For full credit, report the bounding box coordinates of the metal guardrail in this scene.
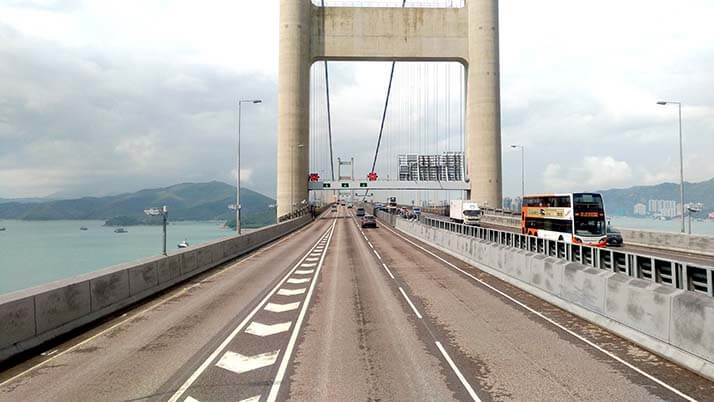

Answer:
[417,215,714,298]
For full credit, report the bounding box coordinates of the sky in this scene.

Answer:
[0,0,713,200]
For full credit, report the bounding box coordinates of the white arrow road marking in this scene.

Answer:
[239,396,260,402]
[301,263,317,267]
[245,321,292,337]
[277,288,306,296]
[216,350,280,374]
[287,278,310,284]
[265,302,300,313]
[294,269,314,275]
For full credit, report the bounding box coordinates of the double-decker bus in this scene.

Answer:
[521,193,607,247]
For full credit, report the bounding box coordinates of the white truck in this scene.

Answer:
[449,200,481,225]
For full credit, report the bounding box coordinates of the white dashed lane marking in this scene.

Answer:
[216,350,280,374]
[264,302,300,313]
[277,288,306,296]
[245,321,292,337]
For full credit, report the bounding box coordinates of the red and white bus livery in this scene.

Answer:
[521,193,607,247]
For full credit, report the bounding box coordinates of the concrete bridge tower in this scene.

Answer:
[277,0,502,217]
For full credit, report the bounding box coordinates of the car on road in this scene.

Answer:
[607,225,623,247]
[356,207,366,217]
[361,215,377,228]
[331,205,337,212]
[412,207,421,216]
[347,203,353,209]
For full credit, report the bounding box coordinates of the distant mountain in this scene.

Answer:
[598,178,714,217]
[0,181,276,228]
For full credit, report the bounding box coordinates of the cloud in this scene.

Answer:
[1,0,714,204]
[543,156,634,193]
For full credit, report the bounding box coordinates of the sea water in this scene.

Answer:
[0,220,250,295]
[609,216,714,236]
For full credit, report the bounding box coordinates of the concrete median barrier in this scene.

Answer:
[394,216,714,381]
[0,215,312,364]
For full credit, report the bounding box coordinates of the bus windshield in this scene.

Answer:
[574,217,606,236]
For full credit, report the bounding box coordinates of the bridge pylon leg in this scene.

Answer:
[466,0,502,208]
[277,0,312,219]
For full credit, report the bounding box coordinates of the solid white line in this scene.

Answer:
[167,226,333,402]
[373,250,382,260]
[0,220,316,390]
[435,341,481,402]
[382,263,395,280]
[398,287,423,319]
[266,220,337,402]
[382,224,696,402]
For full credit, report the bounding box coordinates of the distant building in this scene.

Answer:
[514,197,522,211]
[647,199,681,218]
[633,203,647,216]
[503,197,512,211]
[708,212,714,221]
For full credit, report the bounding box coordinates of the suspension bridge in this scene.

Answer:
[2,1,714,401]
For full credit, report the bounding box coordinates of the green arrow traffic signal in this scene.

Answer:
[360,183,368,188]
[341,183,349,188]
[323,183,331,188]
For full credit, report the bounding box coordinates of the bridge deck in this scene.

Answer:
[0,207,712,401]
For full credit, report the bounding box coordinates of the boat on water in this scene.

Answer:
[178,239,190,249]
[0,227,5,232]
[80,226,88,231]
[114,228,128,233]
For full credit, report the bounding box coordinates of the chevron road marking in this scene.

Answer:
[264,302,300,313]
[294,269,315,275]
[245,321,292,337]
[287,278,310,284]
[216,350,280,374]
[277,288,306,296]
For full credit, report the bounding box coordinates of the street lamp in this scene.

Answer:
[687,203,702,235]
[657,101,685,233]
[237,99,262,235]
[510,144,525,202]
[144,206,168,256]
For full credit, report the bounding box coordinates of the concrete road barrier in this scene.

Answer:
[394,217,714,381]
[0,215,312,363]
[619,228,714,257]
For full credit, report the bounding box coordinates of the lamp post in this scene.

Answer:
[237,99,262,235]
[510,144,525,201]
[144,206,168,256]
[688,204,702,235]
[657,101,685,233]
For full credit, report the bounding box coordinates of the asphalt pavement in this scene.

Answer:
[1,206,713,401]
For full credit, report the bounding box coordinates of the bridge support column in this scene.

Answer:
[466,0,502,208]
[277,0,312,218]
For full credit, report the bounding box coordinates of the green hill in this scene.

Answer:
[0,181,276,228]
[599,178,714,217]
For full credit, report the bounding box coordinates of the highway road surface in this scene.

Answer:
[1,206,713,401]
